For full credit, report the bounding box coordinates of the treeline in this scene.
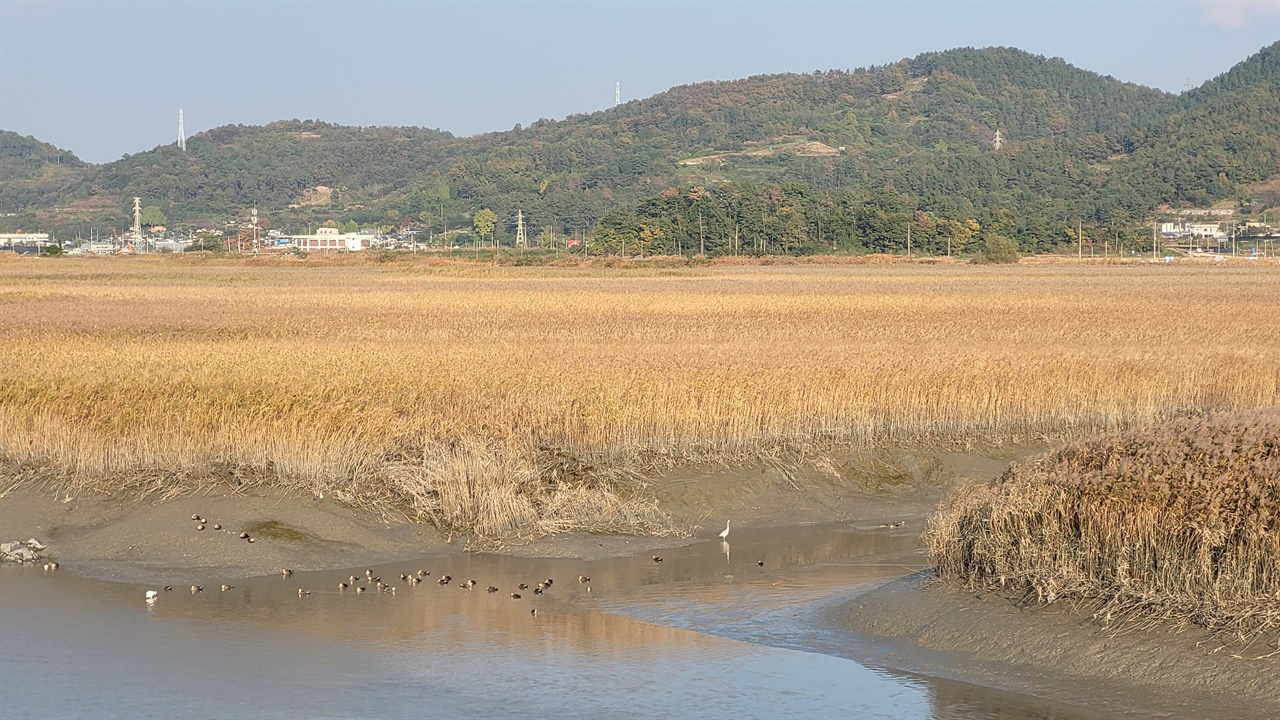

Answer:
[479,180,1156,257]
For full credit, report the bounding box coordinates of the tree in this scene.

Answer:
[140,206,167,227]
[473,208,497,246]
[340,220,359,233]
[978,234,1020,264]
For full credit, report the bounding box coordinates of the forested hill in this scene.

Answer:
[2,42,1277,251]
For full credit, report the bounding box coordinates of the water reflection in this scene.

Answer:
[0,524,1219,719]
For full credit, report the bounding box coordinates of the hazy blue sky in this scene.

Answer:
[2,0,1277,163]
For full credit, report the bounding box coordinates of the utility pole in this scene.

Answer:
[906,222,911,258]
[1077,220,1082,260]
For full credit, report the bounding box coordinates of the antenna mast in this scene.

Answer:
[615,81,620,107]
[178,109,186,151]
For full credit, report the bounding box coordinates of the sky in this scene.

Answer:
[1,0,1277,164]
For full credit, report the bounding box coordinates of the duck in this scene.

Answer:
[518,583,528,590]
[530,608,538,617]
[399,573,409,581]
[651,555,663,563]
[577,575,590,584]
[145,590,159,600]
[365,569,374,578]
[532,587,544,595]
[543,578,554,587]
[298,589,310,597]
[487,586,499,593]
[247,537,255,543]
[438,575,452,585]
[191,585,203,594]
[757,560,765,567]
[718,520,731,541]
[221,584,234,591]
[460,579,477,590]
[190,514,200,521]
[511,593,522,599]
[163,586,173,592]
[213,523,222,530]
[408,576,421,585]
[281,568,293,577]
[416,570,429,577]
[338,582,349,590]
[348,575,359,584]
[355,586,367,594]
[239,532,250,539]
[196,524,205,531]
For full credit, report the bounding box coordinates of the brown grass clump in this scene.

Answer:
[928,409,1280,644]
[1,257,1278,540]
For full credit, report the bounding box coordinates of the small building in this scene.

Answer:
[0,233,52,249]
[287,227,374,252]
[1160,222,1225,240]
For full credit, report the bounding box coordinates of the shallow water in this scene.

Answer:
[0,526,1169,719]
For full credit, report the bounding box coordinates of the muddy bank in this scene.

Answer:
[0,444,1023,583]
[836,573,1280,715]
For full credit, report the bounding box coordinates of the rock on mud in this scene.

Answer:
[1,539,47,564]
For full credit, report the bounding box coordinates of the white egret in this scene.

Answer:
[718,520,731,541]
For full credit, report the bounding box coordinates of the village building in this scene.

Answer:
[1159,222,1226,239]
[286,226,376,252]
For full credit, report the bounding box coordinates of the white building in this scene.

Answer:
[1160,222,1225,240]
[287,227,374,252]
[0,233,51,248]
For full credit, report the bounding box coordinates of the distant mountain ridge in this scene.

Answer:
[2,42,1276,246]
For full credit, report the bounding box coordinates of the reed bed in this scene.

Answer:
[1,256,1277,537]
[927,409,1280,643]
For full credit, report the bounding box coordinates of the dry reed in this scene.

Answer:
[927,409,1280,643]
[1,256,1277,538]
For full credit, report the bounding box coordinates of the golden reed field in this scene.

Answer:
[1,255,1277,537]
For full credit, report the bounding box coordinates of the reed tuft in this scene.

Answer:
[927,409,1280,642]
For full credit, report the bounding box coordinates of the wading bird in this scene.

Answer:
[718,520,731,541]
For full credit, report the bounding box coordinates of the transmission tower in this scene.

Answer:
[993,129,1003,150]
[178,109,186,151]
[515,210,528,248]
[615,81,620,107]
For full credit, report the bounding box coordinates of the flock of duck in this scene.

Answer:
[135,514,902,607]
[141,512,609,614]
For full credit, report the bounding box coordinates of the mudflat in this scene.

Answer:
[836,573,1280,716]
[0,443,1011,583]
